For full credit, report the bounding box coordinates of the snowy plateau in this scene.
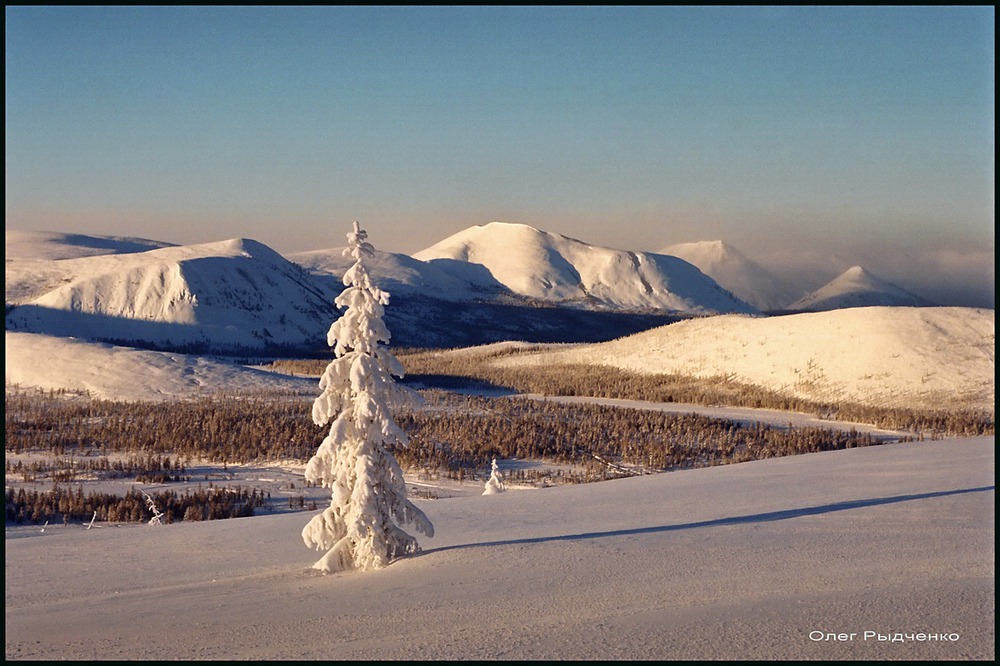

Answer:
[4,225,996,660]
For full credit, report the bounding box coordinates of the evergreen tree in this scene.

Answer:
[301,221,433,573]
[483,457,507,495]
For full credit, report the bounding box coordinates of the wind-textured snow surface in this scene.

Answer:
[492,306,995,411]
[5,436,994,660]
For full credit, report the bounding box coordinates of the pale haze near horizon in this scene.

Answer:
[5,6,994,307]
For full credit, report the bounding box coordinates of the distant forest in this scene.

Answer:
[5,348,992,527]
[275,350,995,437]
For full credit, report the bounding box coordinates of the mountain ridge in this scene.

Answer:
[5,227,992,411]
[413,222,757,314]
[4,224,959,354]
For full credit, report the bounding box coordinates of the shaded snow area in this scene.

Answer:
[5,437,994,660]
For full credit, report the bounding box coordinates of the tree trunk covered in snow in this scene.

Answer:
[301,222,432,573]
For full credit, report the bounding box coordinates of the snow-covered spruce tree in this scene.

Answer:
[302,221,433,573]
[482,458,506,495]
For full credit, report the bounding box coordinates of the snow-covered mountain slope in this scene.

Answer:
[5,231,683,352]
[789,266,933,312]
[5,231,179,304]
[659,240,804,312]
[413,222,757,315]
[5,230,177,261]
[491,306,995,411]
[287,246,486,301]
[288,244,684,348]
[5,237,334,353]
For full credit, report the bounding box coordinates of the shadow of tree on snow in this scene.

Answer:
[420,485,995,556]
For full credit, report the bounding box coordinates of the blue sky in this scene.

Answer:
[5,6,995,306]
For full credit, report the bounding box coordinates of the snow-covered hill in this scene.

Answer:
[413,222,757,315]
[8,305,993,412]
[287,242,684,348]
[5,237,333,353]
[4,332,316,401]
[659,240,804,312]
[490,306,995,411]
[789,265,934,311]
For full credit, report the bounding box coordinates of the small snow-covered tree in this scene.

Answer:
[302,221,433,573]
[482,458,506,495]
[143,490,165,525]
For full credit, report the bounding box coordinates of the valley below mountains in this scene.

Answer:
[4,224,993,416]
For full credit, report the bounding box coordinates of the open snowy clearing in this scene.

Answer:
[5,436,993,660]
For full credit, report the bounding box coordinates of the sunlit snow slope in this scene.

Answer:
[494,306,994,411]
[413,222,757,314]
[288,246,485,301]
[5,332,316,401]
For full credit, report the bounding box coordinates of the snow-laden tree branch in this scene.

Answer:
[302,221,433,573]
